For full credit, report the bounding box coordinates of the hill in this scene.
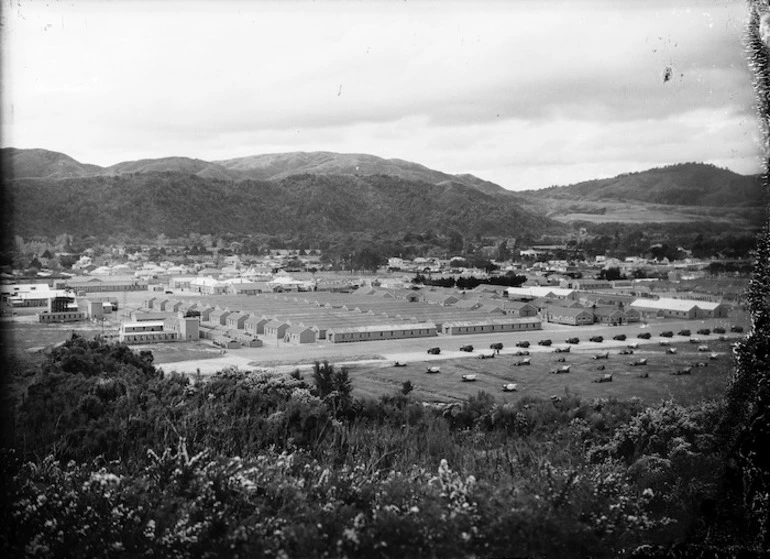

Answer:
[1,171,555,239]
[1,148,103,180]
[214,151,507,194]
[515,163,766,227]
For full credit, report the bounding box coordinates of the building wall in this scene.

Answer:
[546,311,593,326]
[38,311,85,323]
[328,326,437,343]
[120,331,178,343]
[442,320,541,335]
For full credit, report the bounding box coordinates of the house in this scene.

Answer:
[502,301,538,318]
[208,307,231,325]
[284,325,317,344]
[263,319,291,342]
[244,314,270,336]
[327,323,438,343]
[441,317,542,335]
[506,286,577,301]
[39,295,85,323]
[546,306,594,326]
[225,311,249,330]
[228,282,272,295]
[163,316,200,341]
[66,276,147,293]
[592,306,626,326]
[119,321,178,344]
[629,298,729,320]
[421,290,460,306]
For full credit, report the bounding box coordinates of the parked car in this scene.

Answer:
[460,345,474,352]
[697,328,711,335]
[677,329,691,336]
[427,347,441,355]
[660,331,674,338]
[638,332,652,339]
[538,339,552,346]
[516,341,531,348]
[566,337,580,344]
[165,290,173,294]
[713,327,726,334]
[589,336,604,343]
[612,334,627,341]
[731,326,744,333]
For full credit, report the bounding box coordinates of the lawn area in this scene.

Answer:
[348,338,736,405]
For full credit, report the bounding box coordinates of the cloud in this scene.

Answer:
[0,0,762,190]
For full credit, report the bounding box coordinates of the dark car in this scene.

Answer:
[427,347,441,355]
[697,328,711,335]
[613,334,627,341]
[460,345,474,352]
[660,331,674,338]
[713,327,726,334]
[589,336,604,343]
[516,341,531,348]
[678,329,691,336]
[538,339,553,346]
[566,337,580,344]
[638,332,652,339]
[165,290,173,294]
[730,326,744,333]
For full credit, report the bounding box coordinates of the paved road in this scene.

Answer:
[157,315,747,375]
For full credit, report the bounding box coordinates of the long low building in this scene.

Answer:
[629,298,730,319]
[328,323,438,343]
[441,317,542,335]
[119,321,178,343]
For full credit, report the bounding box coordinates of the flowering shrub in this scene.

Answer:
[5,334,766,556]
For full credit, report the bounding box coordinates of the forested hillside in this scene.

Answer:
[2,172,557,240]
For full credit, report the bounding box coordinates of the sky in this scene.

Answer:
[0,0,764,190]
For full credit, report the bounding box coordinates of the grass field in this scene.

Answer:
[346,338,737,406]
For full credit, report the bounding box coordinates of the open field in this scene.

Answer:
[516,197,763,226]
[2,292,750,406]
[346,337,736,405]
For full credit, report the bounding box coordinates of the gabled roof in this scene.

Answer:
[547,306,593,317]
[630,298,699,311]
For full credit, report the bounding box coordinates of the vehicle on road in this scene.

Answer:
[678,329,691,336]
[660,331,674,338]
[427,347,441,355]
[516,341,531,348]
[538,339,552,346]
[589,336,604,343]
[638,332,652,340]
[697,328,711,335]
[566,337,580,344]
[613,334,627,341]
[731,326,744,333]
[460,345,474,352]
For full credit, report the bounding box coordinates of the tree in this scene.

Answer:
[496,240,511,262]
[312,360,352,416]
[598,267,625,281]
[352,247,386,272]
